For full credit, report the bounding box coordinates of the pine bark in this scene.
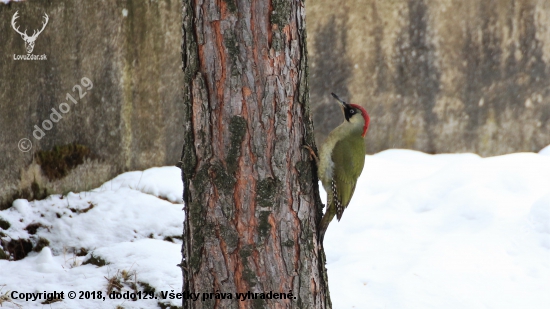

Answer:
[180,0,331,308]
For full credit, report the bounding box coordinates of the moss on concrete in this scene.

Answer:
[36,144,92,181]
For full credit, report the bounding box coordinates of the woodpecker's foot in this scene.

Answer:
[302,145,319,165]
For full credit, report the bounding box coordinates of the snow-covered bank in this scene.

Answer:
[324,149,550,309]
[0,167,184,309]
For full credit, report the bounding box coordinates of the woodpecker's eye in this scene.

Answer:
[350,109,355,114]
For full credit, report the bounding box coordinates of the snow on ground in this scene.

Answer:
[1,150,550,308]
[323,149,550,309]
[0,166,184,309]
[540,144,550,156]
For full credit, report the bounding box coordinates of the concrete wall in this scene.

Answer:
[0,0,184,208]
[3,0,550,207]
[308,0,550,155]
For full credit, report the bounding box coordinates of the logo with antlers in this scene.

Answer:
[11,11,49,54]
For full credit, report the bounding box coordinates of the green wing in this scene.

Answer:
[331,135,365,219]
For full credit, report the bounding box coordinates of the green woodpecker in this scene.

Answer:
[308,93,370,244]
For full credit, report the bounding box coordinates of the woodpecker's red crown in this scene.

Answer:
[348,103,370,137]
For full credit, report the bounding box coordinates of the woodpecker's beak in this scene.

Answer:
[331,92,350,118]
[331,93,348,108]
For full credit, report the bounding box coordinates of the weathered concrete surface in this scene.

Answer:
[0,0,183,208]
[308,0,550,156]
[3,0,550,208]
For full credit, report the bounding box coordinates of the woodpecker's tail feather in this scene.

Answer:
[318,201,336,244]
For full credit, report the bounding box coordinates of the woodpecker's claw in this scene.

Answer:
[302,145,319,165]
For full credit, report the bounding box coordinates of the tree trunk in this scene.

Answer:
[180,0,331,308]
